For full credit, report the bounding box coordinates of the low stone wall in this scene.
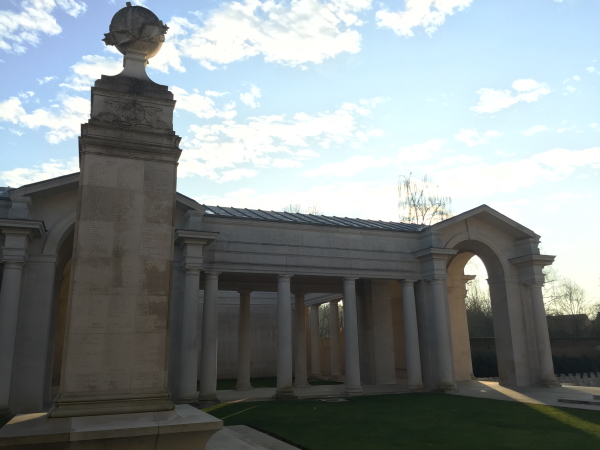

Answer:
[470,337,600,359]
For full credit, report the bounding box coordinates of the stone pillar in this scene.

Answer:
[431,279,455,392]
[235,290,252,391]
[530,283,558,386]
[178,267,201,403]
[0,261,24,415]
[401,280,423,391]
[198,272,220,403]
[276,275,296,399]
[343,277,363,396]
[329,300,341,381]
[175,230,218,403]
[294,293,309,388]
[0,222,44,416]
[309,304,321,378]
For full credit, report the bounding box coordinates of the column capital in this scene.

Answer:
[204,271,220,278]
[184,266,202,274]
[278,274,293,281]
[399,279,417,285]
[237,290,252,296]
[343,277,358,282]
[427,278,446,285]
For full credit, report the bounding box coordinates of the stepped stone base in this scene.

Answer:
[0,405,222,449]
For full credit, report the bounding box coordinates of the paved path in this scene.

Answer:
[216,383,408,403]
[207,425,299,449]
[453,380,600,411]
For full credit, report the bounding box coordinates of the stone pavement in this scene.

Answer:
[216,383,408,403]
[453,380,600,411]
[207,425,299,449]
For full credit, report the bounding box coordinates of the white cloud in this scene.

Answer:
[0,94,89,143]
[172,86,237,119]
[197,180,401,222]
[376,0,472,37]
[0,0,86,54]
[218,168,259,183]
[564,85,576,94]
[240,85,261,108]
[179,99,383,181]
[454,128,502,147]
[522,125,549,136]
[170,0,371,69]
[557,125,576,133]
[60,55,122,91]
[590,123,598,129]
[9,128,24,136]
[572,75,580,81]
[304,154,388,177]
[206,90,228,97]
[586,67,599,74]
[0,157,78,187]
[37,76,57,85]
[471,79,550,113]
[435,147,600,198]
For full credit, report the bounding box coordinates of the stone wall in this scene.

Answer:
[470,337,600,359]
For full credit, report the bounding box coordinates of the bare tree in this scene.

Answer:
[543,266,592,316]
[465,277,494,337]
[282,203,323,215]
[398,173,452,225]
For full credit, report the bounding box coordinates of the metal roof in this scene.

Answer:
[203,205,425,232]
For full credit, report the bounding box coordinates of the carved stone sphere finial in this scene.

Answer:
[103,2,168,58]
[102,3,169,80]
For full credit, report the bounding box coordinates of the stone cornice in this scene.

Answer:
[0,219,46,237]
[509,254,555,267]
[174,230,219,247]
[413,247,458,260]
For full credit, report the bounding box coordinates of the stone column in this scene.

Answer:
[276,275,296,399]
[294,293,309,388]
[178,267,201,403]
[431,279,455,391]
[309,304,321,378]
[530,283,558,386]
[343,277,363,396]
[329,300,341,381]
[175,230,218,403]
[0,222,41,416]
[401,280,423,391]
[235,290,252,391]
[0,261,25,415]
[198,272,220,403]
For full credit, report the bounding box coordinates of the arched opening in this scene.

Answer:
[447,240,514,385]
[44,229,73,404]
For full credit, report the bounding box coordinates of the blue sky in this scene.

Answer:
[1,0,599,301]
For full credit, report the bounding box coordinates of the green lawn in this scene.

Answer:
[205,393,600,450]
[216,377,342,390]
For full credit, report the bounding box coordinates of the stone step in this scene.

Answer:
[558,398,600,407]
[207,425,300,450]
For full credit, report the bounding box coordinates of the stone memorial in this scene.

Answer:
[0,3,222,448]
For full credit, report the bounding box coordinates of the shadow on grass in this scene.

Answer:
[205,393,600,450]
[216,377,342,390]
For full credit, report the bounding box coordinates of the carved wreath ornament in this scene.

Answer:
[95,99,169,129]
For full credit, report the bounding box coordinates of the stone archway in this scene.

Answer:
[43,230,73,404]
[446,239,518,386]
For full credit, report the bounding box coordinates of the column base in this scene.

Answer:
[177,393,200,404]
[538,379,562,388]
[329,375,344,382]
[293,381,310,388]
[343,386,363,397]
[274,389,298,401]
[234,385,254,391]
[407,384,425,393]
[0,404,222,450]
[197,393,220,409]
[436,382,457,393]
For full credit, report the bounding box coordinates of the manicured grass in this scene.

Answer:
[205,393,600,450]
[216,377,342,390]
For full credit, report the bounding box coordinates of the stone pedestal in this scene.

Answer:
[50,75,181,418]
[0,405,221,450]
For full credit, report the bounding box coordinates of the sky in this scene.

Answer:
[0,0,599,301]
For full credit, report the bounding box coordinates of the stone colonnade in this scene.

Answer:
[179,274,441,403]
